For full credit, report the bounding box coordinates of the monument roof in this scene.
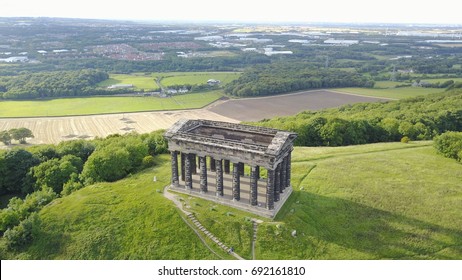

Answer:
[164,119,297,157]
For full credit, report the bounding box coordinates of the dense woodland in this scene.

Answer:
[252,89,462,146]
[0,70,110,99]
[224,62,375,97]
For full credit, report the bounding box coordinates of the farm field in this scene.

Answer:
[0,108,238,145]
[98,72,241,90]
[208,89,389,122]
[335,85,445,99]
[97,74,160,91]
[0,91,223,118]
[159,72,241,87]
[4,141,461,259]
[0,89,392,144]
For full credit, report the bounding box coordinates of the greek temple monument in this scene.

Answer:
[164,119,297,218]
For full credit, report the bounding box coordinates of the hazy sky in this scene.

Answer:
[1,0,461,25]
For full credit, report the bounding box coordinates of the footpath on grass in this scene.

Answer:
[163,185,245,260]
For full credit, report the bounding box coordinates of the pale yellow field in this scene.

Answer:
[0,109,238,145]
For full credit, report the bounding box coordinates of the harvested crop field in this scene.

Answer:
[0,90,390,146]
[0,109,238,145]
[208,90,391,121]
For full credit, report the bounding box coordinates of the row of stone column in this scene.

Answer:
[170,151,292,210]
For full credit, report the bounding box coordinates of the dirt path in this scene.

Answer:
[163,186,244,260]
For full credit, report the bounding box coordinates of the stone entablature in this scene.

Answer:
[164,119,297,215]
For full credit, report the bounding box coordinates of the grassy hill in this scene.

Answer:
[2,141,461,259]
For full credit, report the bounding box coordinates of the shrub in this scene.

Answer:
[61,173,84,196]
[433,131,462,161]
[142,155,155,167]
[3,213,41,250]
[401,136,410,143]
[0,209,20,233]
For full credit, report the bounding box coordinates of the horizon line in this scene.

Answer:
[1,16,461,27]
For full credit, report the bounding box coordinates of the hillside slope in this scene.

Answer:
[2,141,461,259]
[260,141,462,259]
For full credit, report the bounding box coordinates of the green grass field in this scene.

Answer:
[0,91,223,117]
[98,72,241,91]
[2,141,461,259]
[336,84,445,99]
[336,78,462,99]
[98,74,160,91]
[159,72,241,87]
[262,142,462,259]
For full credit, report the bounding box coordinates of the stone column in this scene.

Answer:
[224,160,230,174]
[171,151,179,187]
[184,153,192,190]
[210,156,216,171]
[238,162,245,176]
[266,169,275,210]
[191,154,197,174]
[215,159,223,196]
[250,166,259,206]
[200,156,207,193]
[274,163,281,202]
[287,151,292,188]
[232,162,240,201]
[256,166,260,180]
[180,152,185,181]
[281,156,287,192]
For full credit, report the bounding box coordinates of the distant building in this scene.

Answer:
[0,56,29,63]
[264,50,293,56]
[324,39,359,46]
[194,36,223,41]
[207,79,221,85]
[107,84,134,89]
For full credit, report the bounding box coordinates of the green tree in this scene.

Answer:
[9,128,34,144]
[380,118,401,141]
[80,147,131,185]
[3,149,39,194]
[434,131,462,161]
[61,173,83,196]
[57,140,95,161]
[0,152,6,195]
[28,145,59,162]
[0,130,12,145]
[3,213,41,250]
[320,118,350,146]
[31,157,80,193]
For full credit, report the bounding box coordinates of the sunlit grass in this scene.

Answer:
[0,91,223,117]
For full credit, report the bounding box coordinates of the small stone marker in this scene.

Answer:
[291,230,297,237]
[153,176,157,182]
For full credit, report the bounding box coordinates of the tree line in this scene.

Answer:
[252,89,462,147]
[224,62,375,97]
[0,131,168,249]
[0,69,111,99]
